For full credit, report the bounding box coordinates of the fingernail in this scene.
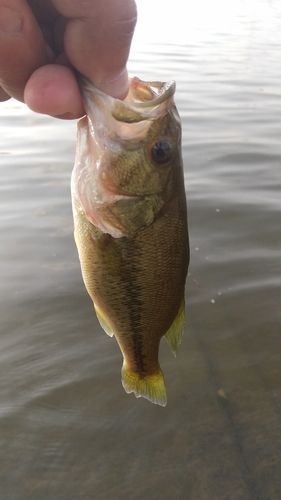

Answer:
[0,7,23,35]
[100,69,129,100]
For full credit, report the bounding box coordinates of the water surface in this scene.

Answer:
[0,1,280,498]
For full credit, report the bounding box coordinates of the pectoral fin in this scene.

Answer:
[94,304,114,337]
[164,299,185,357]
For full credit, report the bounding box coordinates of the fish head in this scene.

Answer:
[72,77,183,238]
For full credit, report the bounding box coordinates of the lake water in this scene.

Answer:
[0,1,280,499]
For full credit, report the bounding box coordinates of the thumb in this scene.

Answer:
[54,0,137,99]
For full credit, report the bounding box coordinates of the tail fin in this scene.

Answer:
[122,364,167,407]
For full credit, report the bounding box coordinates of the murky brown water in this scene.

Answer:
[0,1,280,498]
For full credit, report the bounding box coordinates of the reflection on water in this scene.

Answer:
[0,0,280,498]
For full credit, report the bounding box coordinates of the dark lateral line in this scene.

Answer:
[121,242,146,376]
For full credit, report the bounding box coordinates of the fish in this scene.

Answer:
[71,76,189,406]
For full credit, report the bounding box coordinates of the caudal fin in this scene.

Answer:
[121,364,167,407]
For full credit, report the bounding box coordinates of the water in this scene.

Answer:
[0,1,280,498]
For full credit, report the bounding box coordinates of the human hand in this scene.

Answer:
[0,0,137,118]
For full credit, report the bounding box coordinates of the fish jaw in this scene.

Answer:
[72,116,133,238]
[72,114,159,239]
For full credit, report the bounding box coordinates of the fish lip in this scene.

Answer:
[126,79,176,109]
[78,75,176,110]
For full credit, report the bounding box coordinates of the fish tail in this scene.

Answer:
[121,364,167,407]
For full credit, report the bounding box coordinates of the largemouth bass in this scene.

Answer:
[72,76,189,406]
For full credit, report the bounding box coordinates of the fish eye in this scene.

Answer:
[151,140,173,165]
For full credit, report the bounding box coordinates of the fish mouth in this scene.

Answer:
[78,75,176,124]
[125,77,176,107]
